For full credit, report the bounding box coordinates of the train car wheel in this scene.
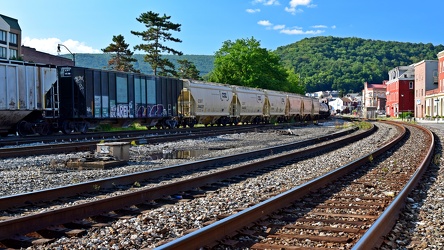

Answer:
[17,121,30,137]
[78,122,89,134]
[62,121,73,135]
[37,122,52,136]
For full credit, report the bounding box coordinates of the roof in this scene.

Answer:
[367,83,386,89]
[0,14,21,30]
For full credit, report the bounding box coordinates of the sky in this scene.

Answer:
[2,0,443,56]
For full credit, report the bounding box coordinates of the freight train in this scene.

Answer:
[0,60,330,137]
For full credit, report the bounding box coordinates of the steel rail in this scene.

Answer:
[0,126,360,210]
[352,122,435,249]
[0,126,265,159]
[155,122,407,250]
[0,125,373,241]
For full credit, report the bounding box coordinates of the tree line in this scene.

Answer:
[100,11,304,94]
[85,10,444,96]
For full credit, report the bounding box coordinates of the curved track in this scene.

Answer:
[0,125,369,248]
[156,122,434,249]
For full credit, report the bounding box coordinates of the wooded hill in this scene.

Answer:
[70,36,444,93]
[71,54,215,76]
[274,36,444,93]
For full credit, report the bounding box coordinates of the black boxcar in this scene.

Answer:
[57,66,183,133]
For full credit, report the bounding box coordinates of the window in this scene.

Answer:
[0,30,6,44]
[9,33,17,45]
[9,48,17,59]
[409,81,413,89]
[0,47,6,58]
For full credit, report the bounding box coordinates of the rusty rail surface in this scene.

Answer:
[0,126,361,211]
[0,125,269,158]
[156,121,433,249]
[0,125,373,242]
[352,122,435,249]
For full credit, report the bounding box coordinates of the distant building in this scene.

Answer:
[385,66,415,117]
[423,51,444,118]
[0,14,21,60]
[1,13,74,66]
[362,82,386,118]
[329,97,353,114]
[21,45,74,66]
[414,60,438,118]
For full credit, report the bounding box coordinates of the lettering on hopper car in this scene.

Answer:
[220,91,229,101]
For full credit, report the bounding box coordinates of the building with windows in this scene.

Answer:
[423,51,444,118]
[362,81,387,118]
[0,14,21,60]
[385,66,415,117]
[414,60,438,118]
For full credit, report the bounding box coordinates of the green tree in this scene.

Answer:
[101,35,139,73]
[209,37,292,92]
[177,59,200,79]
[131,11,183,76]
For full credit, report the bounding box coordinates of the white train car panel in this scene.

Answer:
[264,90,286,117]
[0,62,57,134]
[302,96,314,118]
[286,94,303,120]
[312,99,321,117]
[179,80,232,126]
[231,86,265,123]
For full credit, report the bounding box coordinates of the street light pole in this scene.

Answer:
[400,94,404,120]
[57,44,75,66]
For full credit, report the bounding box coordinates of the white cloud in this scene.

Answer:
[285,0,313,14]
[273,24,286,30]
[258,20,273,26]
[312,25,327,29]
[331,25,337,29]
[280,28,324,35]
[246,8,261,13]
[22,37,101,55]
[253,0,280,6]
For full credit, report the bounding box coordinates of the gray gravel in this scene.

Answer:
[380,123,444,250]
[2,121,442,249]
[16,121,396,249]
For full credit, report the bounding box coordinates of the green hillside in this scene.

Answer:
[275,36,444,93]
[69,36,444,93]
[71,54,215,76]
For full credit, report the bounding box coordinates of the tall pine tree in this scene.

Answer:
[101,35,139,73]
[131,11,183,76]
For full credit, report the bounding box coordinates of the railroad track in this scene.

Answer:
[0,124,369,248]
[157,122,434,249]
[0,124,277,159]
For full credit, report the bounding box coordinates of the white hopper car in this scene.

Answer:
[178,79,325,127]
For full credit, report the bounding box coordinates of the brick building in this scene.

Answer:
[362,81,386,118]
[21,46,74,66]
[413,60,438,118]
[385,66,415,117]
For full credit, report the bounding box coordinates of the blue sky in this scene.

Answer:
[2,0,443,56]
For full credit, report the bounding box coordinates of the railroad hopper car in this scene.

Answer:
[285,93,303,122]
[231,86,266,124]
[0,61,59,136]
[178,80,233,127]
[58,66,183,133]
[263,90,286,123]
